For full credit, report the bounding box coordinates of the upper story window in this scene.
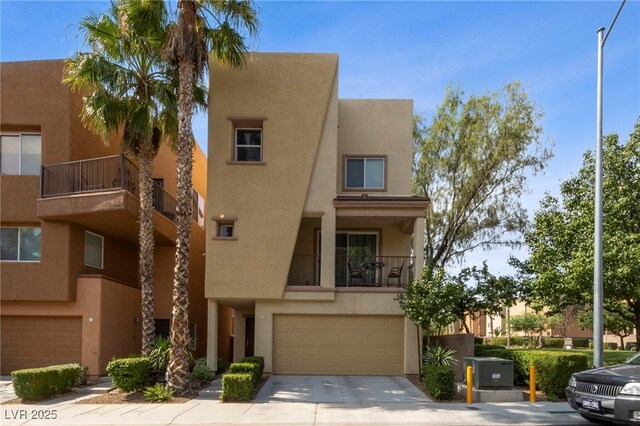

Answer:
[0,133,41,175]
[0,227,41,262]
[192,188,205,227]
[344,156,385,190]
[235,128,262,161]
[85,231,104,269]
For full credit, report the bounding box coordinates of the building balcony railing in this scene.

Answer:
[287,255,415,288]
[40,154,178,222]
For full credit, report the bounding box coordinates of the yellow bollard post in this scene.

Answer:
[466,365,473,404]
[529,365,536,402]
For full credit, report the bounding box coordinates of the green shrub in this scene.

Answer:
[240,356,265,374]
[423,344,458,367]
[106,357,150,392]
[217,357,227,374]
[221,373,254,401]
[12,363,83,400]
[541,337,564,348]
[625,342,638,351]
[572,338,590,348]
[423,364,456,400]
[229,362,261,385]
[191,358,213,384]
[500,350,590,400]
[143,383,173,402]
[474,345,506,357]
[149,335,171,373]
[488,336,531,347]
[605,342,618,350]
[589,341,593,349]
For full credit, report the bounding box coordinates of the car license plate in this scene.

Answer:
[582,398,601,411]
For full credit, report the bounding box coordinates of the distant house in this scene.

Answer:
[204,53,429,375]
[0,60,231,380]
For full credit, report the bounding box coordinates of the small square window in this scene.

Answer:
[85,231,104,269]
[0,134,41,175]
[345,157,385,190]
[218,224,234,238]
[235,128,262,161]
[1,227,41,262]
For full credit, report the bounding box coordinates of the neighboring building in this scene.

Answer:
[0,60,226,380]
[205,53,429,375]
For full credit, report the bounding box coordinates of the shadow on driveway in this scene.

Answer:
[255,375,432,403]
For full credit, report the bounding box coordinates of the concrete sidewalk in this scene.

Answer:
[0,377,591,425]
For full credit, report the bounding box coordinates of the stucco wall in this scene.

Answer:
[206,53,339,300]
[337,100,414,196]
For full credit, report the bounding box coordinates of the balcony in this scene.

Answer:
[37,154,183,244]
[41,154,177,221]
[287,255,415,288]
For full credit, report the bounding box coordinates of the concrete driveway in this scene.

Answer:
[255,375,432,403]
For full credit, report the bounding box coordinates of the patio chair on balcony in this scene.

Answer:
[387,262,404,286]
[347,261,364,285]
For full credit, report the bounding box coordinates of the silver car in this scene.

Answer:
[566,351,640,424]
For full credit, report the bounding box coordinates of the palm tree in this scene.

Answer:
[64,0,177,355]
[163,0,258,394]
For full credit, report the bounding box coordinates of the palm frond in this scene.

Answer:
[204,23,248,68]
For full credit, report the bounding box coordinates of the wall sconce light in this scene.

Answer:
[88,317,95,322]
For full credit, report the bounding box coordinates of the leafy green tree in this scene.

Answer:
[396,266,459,378]
[517,120,640,346]
[509,312,560,347]
[576,307,635,350]
[64,0,176,355]
[163,0,258,394]
[453,264,521,333]
[413,82,551,268]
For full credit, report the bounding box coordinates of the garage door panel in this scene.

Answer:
[274,315,403,375]
[1,316,82,374]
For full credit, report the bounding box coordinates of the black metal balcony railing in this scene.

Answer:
[287,255,415,288]
[41,154,177,222]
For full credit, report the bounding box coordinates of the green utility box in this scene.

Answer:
[463,357,514,390]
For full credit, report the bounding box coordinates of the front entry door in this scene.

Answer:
[245,317,255,357]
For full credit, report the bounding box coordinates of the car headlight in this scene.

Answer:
[620,382,640,396]
[568,376,577,388]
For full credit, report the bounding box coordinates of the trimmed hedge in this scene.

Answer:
[241,356,265,375]
[12,363,83,400]
[423,364,456,400]
[541,337,564,348]
[572,338,590,348]
[221,373,254,401]
[473,348,590,400]
[229,362,261,385]
[191,358,213,384]
[625,342,638,351]
[486,336,531,347]
[605,342,618,350]
[106,357,151,392]
[474,344,506,357]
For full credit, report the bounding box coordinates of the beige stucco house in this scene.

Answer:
[205,53,428,375]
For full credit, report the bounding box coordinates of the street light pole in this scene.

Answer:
[594,26,604,369]
[594,0,626,369]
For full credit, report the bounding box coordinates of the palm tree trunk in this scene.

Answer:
[138,141,156,356]
[166,56,195,395]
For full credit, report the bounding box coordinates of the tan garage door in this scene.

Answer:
[1,316,82,374]
[273,315,403,375]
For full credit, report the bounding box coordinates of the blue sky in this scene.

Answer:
[2,1,639,274]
